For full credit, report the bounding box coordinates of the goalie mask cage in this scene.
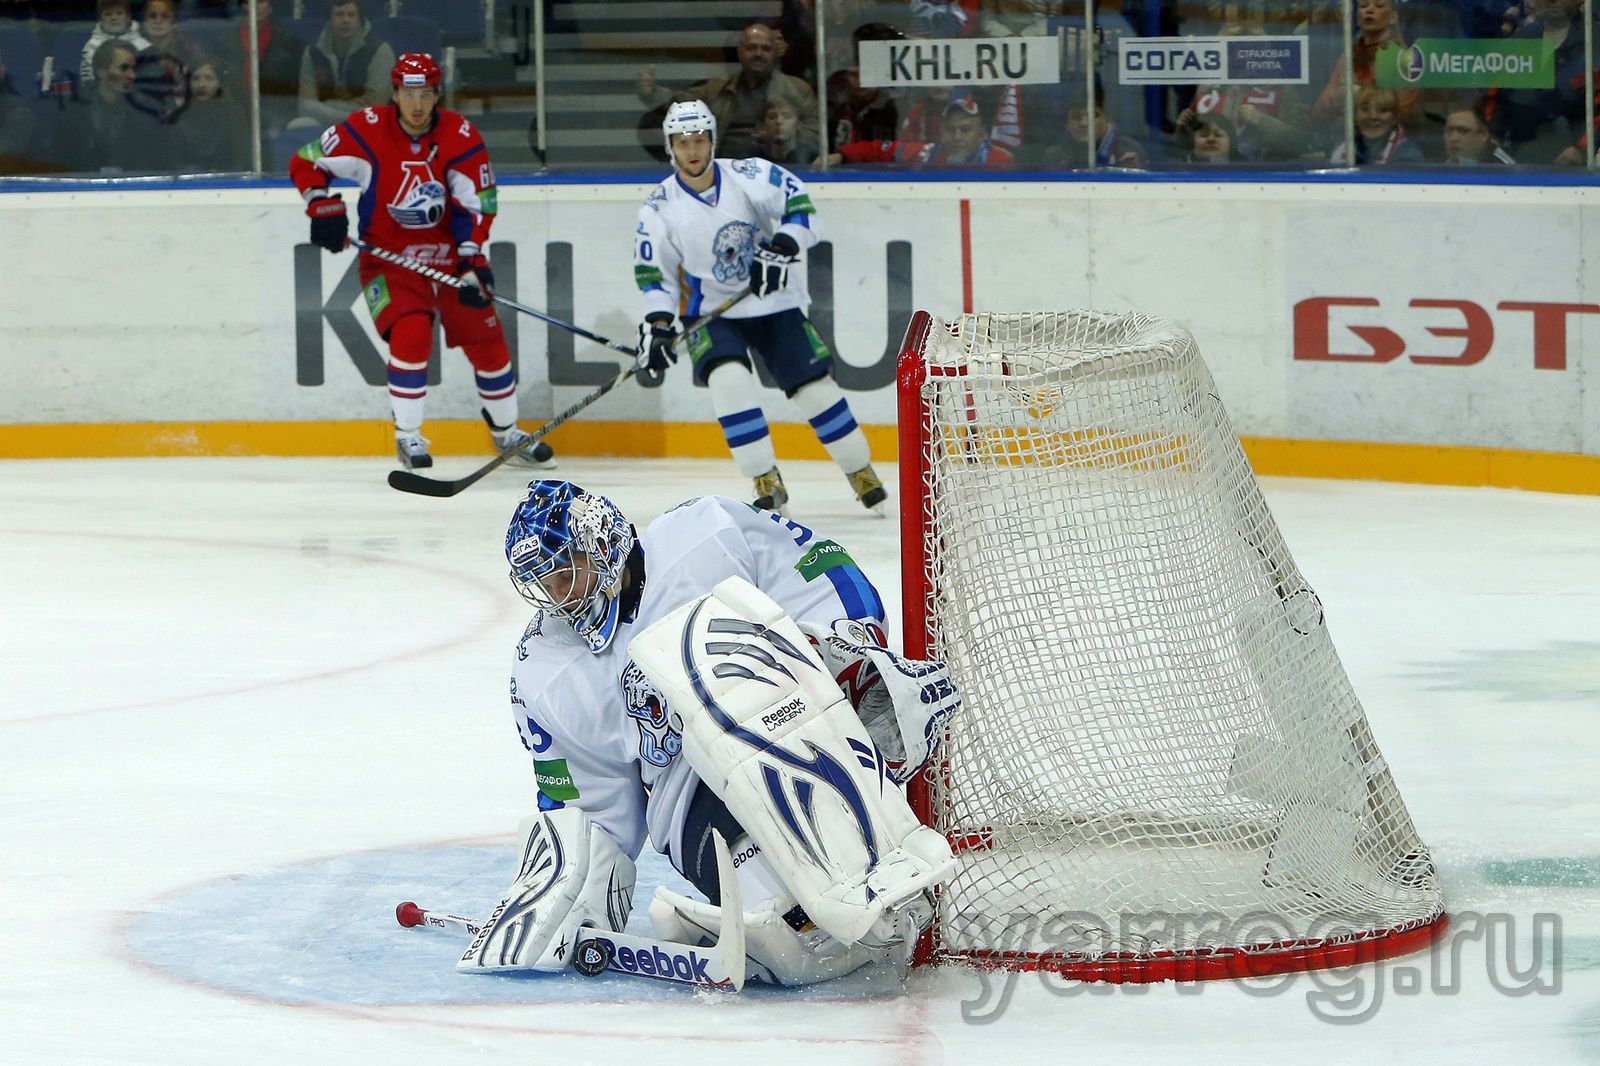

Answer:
[896,310,1446,982]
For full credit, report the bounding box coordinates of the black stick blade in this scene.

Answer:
[387,469,467,497]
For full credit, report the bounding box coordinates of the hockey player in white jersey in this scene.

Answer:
[460,480,960,986]
[634,100,887,516]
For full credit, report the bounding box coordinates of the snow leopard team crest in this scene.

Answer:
[710,220,755,283]
[621,660,681,767]
[730,158,762,177]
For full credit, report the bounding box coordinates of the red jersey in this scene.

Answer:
[289,103,497,264]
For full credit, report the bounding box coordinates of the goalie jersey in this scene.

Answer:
[633,158,820,321]
[508,496,885,871]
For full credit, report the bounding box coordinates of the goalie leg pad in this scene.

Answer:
[458,806,636,973]
[629,576,955,946]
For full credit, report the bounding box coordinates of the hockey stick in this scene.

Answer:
[396,834,747,990]
[385,290,750,498]
[348,238,637,357]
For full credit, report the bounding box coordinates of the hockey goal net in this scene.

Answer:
[897,310,1446,981]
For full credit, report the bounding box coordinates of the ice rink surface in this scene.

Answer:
[3,455,1597,1065]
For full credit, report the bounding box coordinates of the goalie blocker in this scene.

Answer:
[629,576,958,951]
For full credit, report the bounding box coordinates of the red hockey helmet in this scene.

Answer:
[391,52,442,89]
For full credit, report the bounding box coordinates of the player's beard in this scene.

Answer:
[676,153,711,179]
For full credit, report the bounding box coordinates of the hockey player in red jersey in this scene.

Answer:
[288,52,551,471]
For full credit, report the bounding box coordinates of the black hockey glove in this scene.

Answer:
[637,314,679,387]
[305,194,348,253]
[749,232,800,298]
[455,255,495,308]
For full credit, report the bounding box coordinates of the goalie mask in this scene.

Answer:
[506,481,639,653]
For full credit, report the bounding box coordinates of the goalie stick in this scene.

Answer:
[385,290,749,497]
[395,833,747,991]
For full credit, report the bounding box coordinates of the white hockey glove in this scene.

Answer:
[800,619,961,785]
[458,807,635,973]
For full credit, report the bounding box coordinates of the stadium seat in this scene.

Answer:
[0,23,42,94]
[371,16,441,63]
[47,23,93,93]
[270,124,314,170]
[399,0,484,45]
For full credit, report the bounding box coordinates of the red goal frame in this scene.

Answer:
[894,310,1448,981]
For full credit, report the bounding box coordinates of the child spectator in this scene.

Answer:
[1442,97,1515,164]
[1033,78,1145,168]
[1330,85,1424,163]
[294,0,395,129]
[756,98,818,166]
[829,95,1013,168]
[80,0,150,90]
[178,57,247,172]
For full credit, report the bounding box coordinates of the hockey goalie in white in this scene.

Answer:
[458,480,960,986]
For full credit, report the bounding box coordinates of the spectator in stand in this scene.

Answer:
[825,22,902,151]
[178,57,248,171]
[829,94,1014,167]
[218,0,301,141]
[80,0,150,90]
[54,39,169,172]
[1442,97,1516,164]
[1485,0,1587,162]
[979,0,1073,36]
[1174,85,1311,162]
[1179,111,1240,163]
[1,42,43,174]
[131,0,197,127]
[755,98,819,166]
[1311,0,1419,137]
[636,23,817,159]
[294,0,395,129]
[911,0,981,34]
[1031,77,1145,168]
[1330,85,1424,162]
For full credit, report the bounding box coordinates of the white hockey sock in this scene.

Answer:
[389,393,425,435]
[707,361,777,478]
[789,376,870,474]
[480,393,520,432]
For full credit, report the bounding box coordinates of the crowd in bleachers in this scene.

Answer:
[0,0,1595,176]
[0,0,462,175]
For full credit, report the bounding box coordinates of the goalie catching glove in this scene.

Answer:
[748,233,799,298]
[800,618,961,785]
[457,806,634,973]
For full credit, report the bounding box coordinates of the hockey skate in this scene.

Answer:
[395,430,433,470]
[753,466,789,515]
[483,409,556,468]
[846,465,887,515]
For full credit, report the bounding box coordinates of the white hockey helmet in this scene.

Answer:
[662,99,718,154]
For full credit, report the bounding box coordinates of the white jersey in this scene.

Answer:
[508,496,885,871]
[633,158,821,322]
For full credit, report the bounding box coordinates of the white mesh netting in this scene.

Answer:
[905,311,1444,976]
